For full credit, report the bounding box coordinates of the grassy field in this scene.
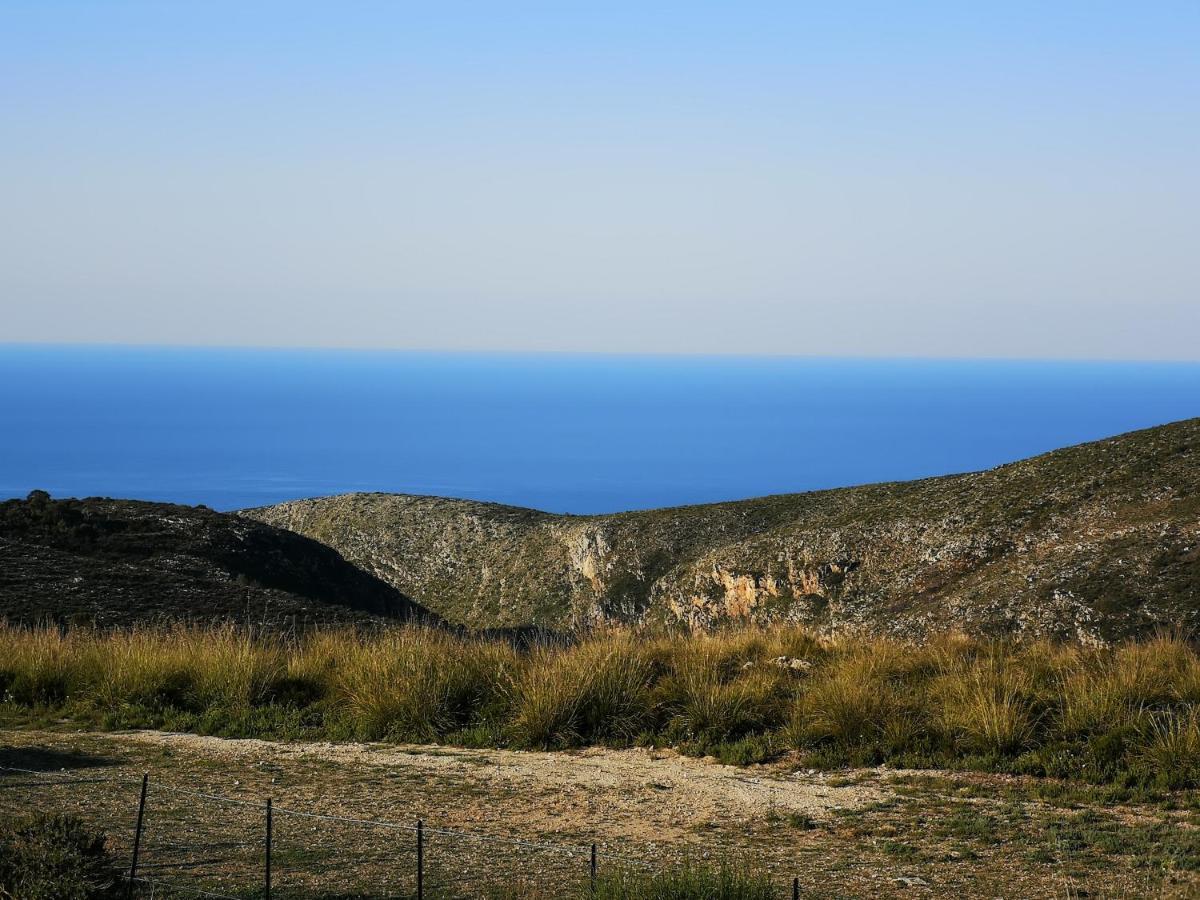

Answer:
[3,623,1200,789]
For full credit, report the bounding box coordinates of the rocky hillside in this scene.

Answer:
[0,492,430,628]
[246,418,1200,642]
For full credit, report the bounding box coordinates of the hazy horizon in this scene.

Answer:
[3,3,1197,360]
[7,341,1200,366]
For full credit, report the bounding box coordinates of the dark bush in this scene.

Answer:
[0,813,123,899]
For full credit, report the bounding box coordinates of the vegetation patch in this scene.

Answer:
[4,624,1200,788]
[0,814,123,899]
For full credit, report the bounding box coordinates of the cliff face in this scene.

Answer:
[245,418,1200,642]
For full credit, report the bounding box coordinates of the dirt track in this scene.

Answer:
[119,730,887,843]
[2,728,1197,898]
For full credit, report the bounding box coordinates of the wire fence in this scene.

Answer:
[0,760,800,899]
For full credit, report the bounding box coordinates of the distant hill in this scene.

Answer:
[246,418,1200,642]
[0,493,430,628]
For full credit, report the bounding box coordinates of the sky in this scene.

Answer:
[2,2,1197,359]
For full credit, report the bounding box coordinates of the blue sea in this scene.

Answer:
[1,346,1198,513]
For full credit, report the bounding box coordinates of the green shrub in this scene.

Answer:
[0,814,123,899]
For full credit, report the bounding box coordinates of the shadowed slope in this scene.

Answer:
[0,494,431,627]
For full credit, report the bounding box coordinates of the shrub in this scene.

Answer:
[0,813,123,899]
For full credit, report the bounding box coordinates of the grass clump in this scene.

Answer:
[508,632,654,748]
[935,655,1038,755]
[340,627,516,741]
[1136,709,1200,788]
[658,635,791,745]
[0,814,123,899]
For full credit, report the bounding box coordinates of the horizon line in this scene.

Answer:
[4,340,1200,368]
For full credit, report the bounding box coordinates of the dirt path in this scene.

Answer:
[2,728,1197,898]
[118,731,886,843]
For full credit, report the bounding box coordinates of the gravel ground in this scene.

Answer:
[2,728,1197,898]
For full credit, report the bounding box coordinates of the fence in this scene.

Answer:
[0,761,804,898]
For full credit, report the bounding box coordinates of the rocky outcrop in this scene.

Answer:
[245,418,1200,642]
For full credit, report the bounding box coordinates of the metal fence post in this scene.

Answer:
[590,842,597,893]
[126,773,149,899]
[793,876,800,899]
[416,819,424,900]
[265,798,273,900]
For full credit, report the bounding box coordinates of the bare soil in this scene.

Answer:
[2,728,1198,898]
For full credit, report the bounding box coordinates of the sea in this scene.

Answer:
[2,345,1198,514]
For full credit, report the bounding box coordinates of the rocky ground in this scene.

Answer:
[2,728,1198,898]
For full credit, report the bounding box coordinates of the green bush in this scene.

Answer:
[0,814,123,900]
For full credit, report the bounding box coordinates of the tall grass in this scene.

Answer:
[338,627,515,741]
[508,633,654,748]
[2,623,1199,786]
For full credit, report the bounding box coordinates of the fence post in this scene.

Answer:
[590,842,597,893]
[126,773,149,900]
[793,876,799,900]
[265,798,273,900]
[416,819,424,900]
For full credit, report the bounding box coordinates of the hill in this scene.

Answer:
[0,492,430,628]
[245,418,1200,641]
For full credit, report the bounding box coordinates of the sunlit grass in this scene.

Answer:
[2,622,1199,786]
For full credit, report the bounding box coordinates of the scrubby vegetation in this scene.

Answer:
[0,813,122,899]
[4,624,1200,787]
[247,417,1200,638]
[589,861,776,900]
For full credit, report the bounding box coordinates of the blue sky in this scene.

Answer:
[2,2,1197,358]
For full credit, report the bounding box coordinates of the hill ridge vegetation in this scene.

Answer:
[245,417,1200,641]
[0,492,430,628]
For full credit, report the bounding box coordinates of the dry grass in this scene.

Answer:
[339,627,517,740]
[935,656,1038,755]
[2,623,1200,785]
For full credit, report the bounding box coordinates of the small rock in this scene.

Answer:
[769,656,814,673]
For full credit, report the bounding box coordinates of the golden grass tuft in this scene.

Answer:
[935,655,1038,755]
